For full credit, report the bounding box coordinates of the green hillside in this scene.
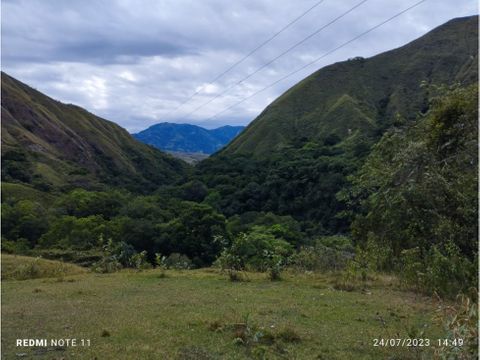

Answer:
[196,16,478,235]
[1,72,188,193]
[224,16,478,156]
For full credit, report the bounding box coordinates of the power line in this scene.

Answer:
[182,0,369,119]
[165,0,327,118]
[202,0,428,123]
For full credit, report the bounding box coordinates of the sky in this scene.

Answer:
[1,0,477,132]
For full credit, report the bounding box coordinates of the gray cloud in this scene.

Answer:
[2,0,477,132]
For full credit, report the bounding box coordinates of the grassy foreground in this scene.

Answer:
[2,256,443,359]
[1,254,86,280]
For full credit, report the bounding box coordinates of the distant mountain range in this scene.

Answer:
[133,123,245,155]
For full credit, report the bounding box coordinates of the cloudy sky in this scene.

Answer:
[2,0,477,132]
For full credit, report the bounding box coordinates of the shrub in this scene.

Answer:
[130,250,152,270]
[163,253,193,270]
[214,248,242,281]
[289,247,318,272]
[435,294,478,359]
[290,236,354,273]
[155,253,167,268]
[399,247,425,291]
[1,238,31,254]
[399,242,476,297]
[424,242,476,297]
[92,238,122,273]
[277,327,301,343]
[13,258,41,280]
[263,251,283,281]
[92,257,121,274]
[215,228,292,281]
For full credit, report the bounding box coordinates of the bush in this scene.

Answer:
[215,227,293,280]
[289,247,317,272]
[1,238,31,254]
[399,247,425,291]
[290,236,354,272]
[13,258,41,280]
[92,238,122,273]
[263,251,283,281]
[424,242,476,297]
[163,253,193,270]
[399,242,476,297]
[130,250,152,270]
[215,248,244,281]
[435,294,478,359]
[92,257,121,274]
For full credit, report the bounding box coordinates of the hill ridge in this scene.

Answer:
[1,72,188,193]
[223,15,478,156]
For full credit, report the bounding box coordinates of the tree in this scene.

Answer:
[1,200,49,246]
[39,215,107,250]
[54,189,129,219]
[343,84,478,294]
[155,202,227,266]
[216,225,294,272]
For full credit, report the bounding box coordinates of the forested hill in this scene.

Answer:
[133,123,244,155]
[1,72,188,193]
[196,15,478,235]
[223,15,478,157]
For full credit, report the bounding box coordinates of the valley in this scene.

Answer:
[1,14,478,360]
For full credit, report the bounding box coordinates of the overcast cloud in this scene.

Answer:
[1,0,477,131]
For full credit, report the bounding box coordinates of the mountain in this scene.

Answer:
[133,123,244,155]
[1,72,188,193]
[223,15,478,157]
[196,15,478,235]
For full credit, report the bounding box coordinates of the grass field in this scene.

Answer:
[2,255,444,359]
[1,254,86,280]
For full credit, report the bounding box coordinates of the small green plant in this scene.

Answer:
[277,326,301,343]
[435,294,478,359]
[215,247,243,282]
[263,251,283,281]
[399,242,476,297]
[154,253,168,277]
[130,250,152,270]
[155,253,167,269]
[399,247,425,291]
[13,257,41,280]
[92,237,122,273]
[163,253,193,270]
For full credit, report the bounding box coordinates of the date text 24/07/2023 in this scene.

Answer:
[373,338,464,347]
